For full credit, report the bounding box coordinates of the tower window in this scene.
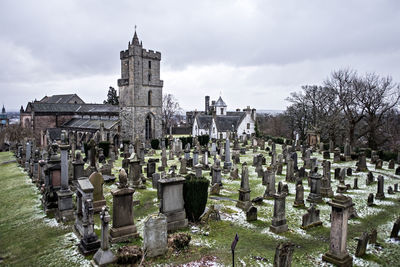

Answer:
[220,108,223,114]
[148,72,151,82]
[148,61,151,69]
[148,90,152,106]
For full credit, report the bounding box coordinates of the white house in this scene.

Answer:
[192,96,256,139]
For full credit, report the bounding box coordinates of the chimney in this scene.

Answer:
[205,96,210,115]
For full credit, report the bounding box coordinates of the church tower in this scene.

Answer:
[118,30,163,142]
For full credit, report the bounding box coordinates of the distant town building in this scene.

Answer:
[118,31,163,142]
[191,96,256,139]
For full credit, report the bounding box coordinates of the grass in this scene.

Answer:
[1,143,400,266]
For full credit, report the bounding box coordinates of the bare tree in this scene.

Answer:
[162,93,182,134]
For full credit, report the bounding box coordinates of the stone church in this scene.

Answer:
[118,31,163,142]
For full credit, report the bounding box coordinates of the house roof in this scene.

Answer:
[25,102,119,115]
[62,118,119,131]
[195,115,213,129]
[39,94,84,104]
[214,96,227,107]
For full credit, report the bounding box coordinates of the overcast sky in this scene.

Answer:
[1,0,400,112]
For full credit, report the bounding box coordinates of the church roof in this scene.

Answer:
[215,114,245,132]
[25,103,119,115]
[39,94,84,104]
[214,96,227,107]
[62,118,119,131]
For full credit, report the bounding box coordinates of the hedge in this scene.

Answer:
[183,173,209,222]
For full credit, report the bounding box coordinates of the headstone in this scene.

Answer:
[179,158,188,175]
[128,158,144,188]
[273,242,294,267]
[78,199,101,255]
[223,138,232,171]
[293,183,305,208]
[375,159,383,170]
[147,158,157,178]
[353,178,359,189]
[237,164,251,210]
[89,172,107,213]
[270,192,288,234]
[334,168,341,180]
[143,213,168,257]
[323,151,330,159]
[366,171,374,185]
[110,175,139,243]
[356,151,368,172]
[211,159,222,186]
[390,217,400,240]
[158,176,188,232]
[285,158,295,182]
[152,173,160,189]
[396,166,400,175]
[301,203,322,229]
[57,141,74,222]
[307,173,323,203]
[333,148,341,163]
[92,207,116,266]
[367,193,374,206]
[322,195,353,266]
[375,175,385,200]
[389,159,395,169]
[246,206,257,222]
[394,183,399,192]
[264,167,276,199]
[388,186,394,194]
[346,168,352,176]
[355,232,369,257]
[369,229,377,245]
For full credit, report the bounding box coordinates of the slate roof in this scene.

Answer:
[62,118,119,130]
[215,115,244,132]
[214,96,227,107]
[40,94,84,104]
[195,115,213,129]
[26,102,119,115]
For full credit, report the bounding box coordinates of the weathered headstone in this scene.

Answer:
[78,199,101,255]
[246,206,257,222]
[237,164,251,210]
[143,213,168,257]
[301,204,322,229]
[355,232,369,257]
[274,242,294,267]
[322,195,353,266]
[307,173,323,203]
[390,217,400,240]
[388,159,395,169]
[293,183,305,208]
[89,172,107,213]
[57,140,74,222]
[375,175,385,200]
[270,192,288,234]
[158,176,188,232]
[367,193,374,206]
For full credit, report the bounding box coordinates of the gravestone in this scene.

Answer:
[285,158,295,182]
[375,159,383,170]
[264,167,276,199]
[369,229,377,245]
[92,207,116,266]
[152,173,160,189]
[246,206,257,222]
[307,173,323,203]
[346,168,352,176]
[211,160,222,186]
[355,232,369,257]
[301,204,322,229]
[158,176,188,232]
[223,137,232,171]
[110,172,139,243]
[323,151,330,159]
[237,164,251,210]
[357,151,368,172]
[78,199,101,255]
[388,159,395,169]
[179,158,188,175]
[375,175,385,200]
[353,178,359,189]
[274,242,294,267]
[89,172,107,213]
[42,143,61,212]
[270,192,288,234]
[333,148,341,163]
[147,158,157,178]
[298,167,306,179]
[366,171,374,185]
[143,213,168,257]
[396,166,400,175]
[322,195,353,266]
[388,186,394,194]
[394,183,399,192]
[334,168,341,180]
[367,193,374,206]
[390,217,400,240]
[57,141,74,222]
[293,183,305,208]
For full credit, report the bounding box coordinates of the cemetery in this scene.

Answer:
[1,133,400,266]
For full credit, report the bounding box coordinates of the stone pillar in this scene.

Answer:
[193,149,199,166]
[270,192,288,234]
[158,177,188,232]
[57,142,74,222]
[322,194,353,266]
[236,164,251,210]
[92,207,116,265]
